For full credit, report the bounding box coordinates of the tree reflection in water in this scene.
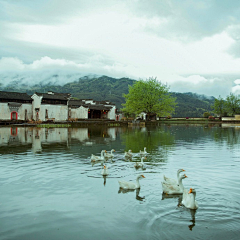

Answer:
[120,126,175,163]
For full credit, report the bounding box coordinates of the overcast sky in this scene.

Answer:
[1,0,240,98]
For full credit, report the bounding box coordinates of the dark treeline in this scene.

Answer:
[0,75,215,117]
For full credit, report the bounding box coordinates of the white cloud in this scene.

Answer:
[1,0,240,98]
[0,57,25,71]
[234,79,240,85]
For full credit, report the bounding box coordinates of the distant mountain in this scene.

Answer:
[0,75,215,117]
[171,92,215,117]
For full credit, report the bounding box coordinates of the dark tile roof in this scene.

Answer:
[95,100,114,105]
[0,91,32,101]
[68,100,88,107]
[35,92,71,100]
[68,99,112,110]
[87,104,112,110]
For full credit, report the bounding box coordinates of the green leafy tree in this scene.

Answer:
[203,112,210,118]
[121,77,176,119]
[225,93,240,116]
[212,95,226,117]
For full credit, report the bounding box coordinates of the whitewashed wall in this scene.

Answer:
[31,94,42,109]
[70,106,88,119]
[0,103,32,120]
[38,104,68,121]
[107,106,116,120]
[18,104,32,120]
[31,94,42,121]
[0,103,12,120]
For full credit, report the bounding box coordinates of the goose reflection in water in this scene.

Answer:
[162,193,196,231]
[124,155,133,162]
[162,193,183,206]
[188,209,196,231]
[103,175,107,186]
[118,188,145,201]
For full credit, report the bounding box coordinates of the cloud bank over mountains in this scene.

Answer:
[1,0,240,98]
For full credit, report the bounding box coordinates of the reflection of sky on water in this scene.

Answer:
[161,192,196,230]
[1,124,240,239]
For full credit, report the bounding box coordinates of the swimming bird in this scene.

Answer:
[182,188,198,209]
[139,147,147,157]
[118,174,145,190]
[134,157,146,168]
[162,174,187,194]
[104,149,115,159]
[163,169,185,185]
[91,150,106,162]
[101,165,108,176]
[124,150,133,159]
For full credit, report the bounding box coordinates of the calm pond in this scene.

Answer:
[0,124,240,240]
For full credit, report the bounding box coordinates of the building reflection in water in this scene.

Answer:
[0,127,119,153]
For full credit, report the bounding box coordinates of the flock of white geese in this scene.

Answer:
[91,148,198,210]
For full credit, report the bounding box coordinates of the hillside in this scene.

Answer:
[171,92,215,117]
[0,75,215,117]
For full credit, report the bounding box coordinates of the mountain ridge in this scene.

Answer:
[0,75,215,117]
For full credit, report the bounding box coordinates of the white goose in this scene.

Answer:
[139,147,147,157]
[118,174,145,190]
[104,149,115,159]
[124,150,133,158]
[101,165,108,176]
[134,157,146,168]
[163,169,185,185]
[182,188,198,209]
[91,150,106,162]
[162,174,187,194]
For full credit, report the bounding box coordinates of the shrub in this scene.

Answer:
[208,116,215,120]
[203,112,210,118]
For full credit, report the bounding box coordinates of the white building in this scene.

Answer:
[68,99,116,120]
[0,91,32,121]
[0,91,116,122]
[31,92,71,122]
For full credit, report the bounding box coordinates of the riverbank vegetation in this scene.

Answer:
[121,77,177,120]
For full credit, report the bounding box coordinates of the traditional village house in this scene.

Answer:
[0,91,33,121]
[1,91,116,122]
[31,92,71,122]
[68,99,116,120]
[68,99,89,120]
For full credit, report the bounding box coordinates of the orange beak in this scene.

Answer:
[188,188,193,193]
[141,175,145,178]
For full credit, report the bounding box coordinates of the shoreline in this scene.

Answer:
[1,118,240,127]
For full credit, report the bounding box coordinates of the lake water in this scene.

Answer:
[0,124,240,240]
